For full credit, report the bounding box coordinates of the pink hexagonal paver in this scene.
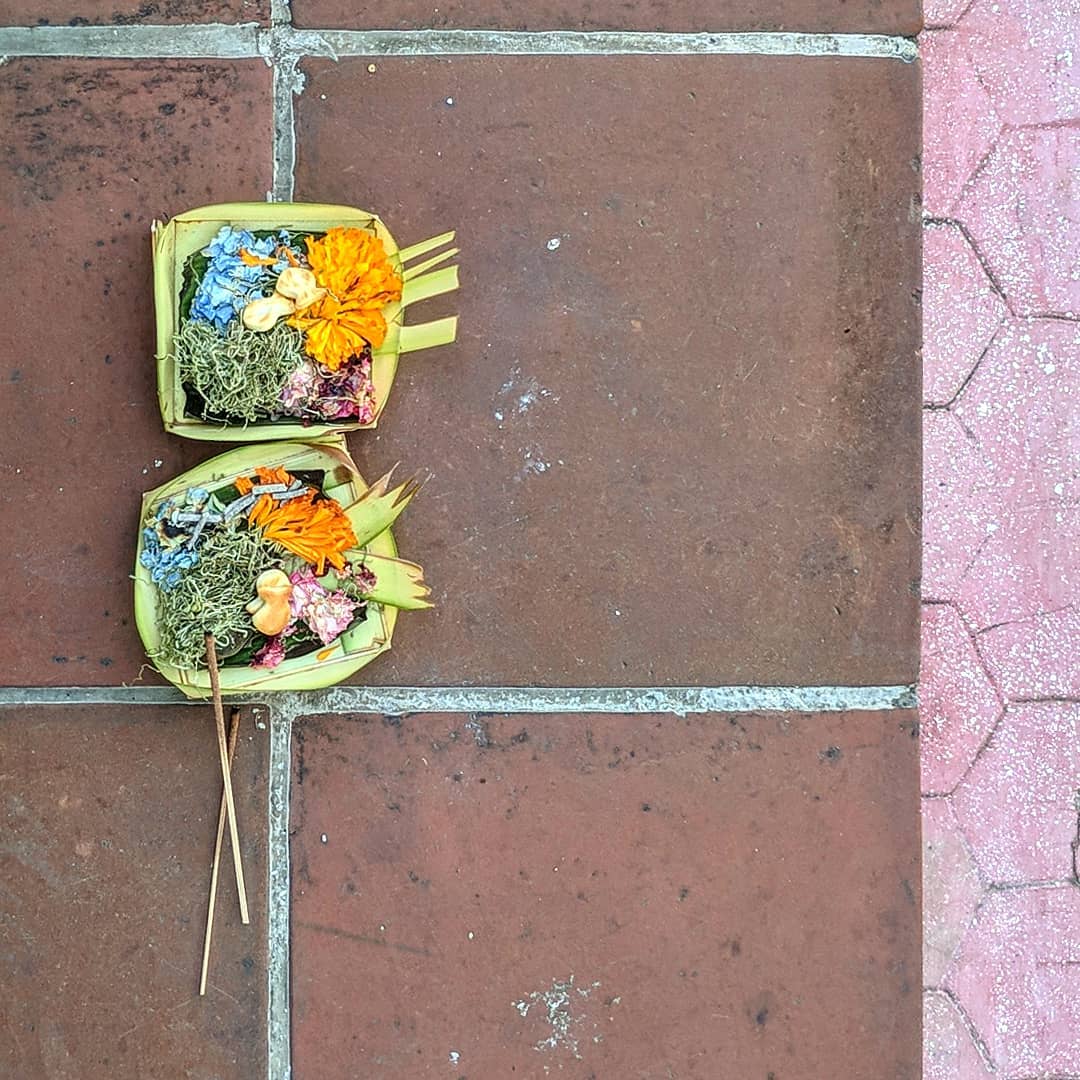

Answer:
[921,604,1003,794]
[978,605,1080,700]
[946,886,1080,1078]
[922,29,1002,217]
[923,0,975,29]
[954,501,1079,629]
[952,702,1080,886]
[923,990,994,1079]
[958,126,1080,317]
[923,798,986,984]
[955,318,1080,509]
[923,223,1007,405]
[961,0,1080,127]
[922,410,1006,601]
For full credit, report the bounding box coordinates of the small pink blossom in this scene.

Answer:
[252,635,287,669]
[288,566,358,645]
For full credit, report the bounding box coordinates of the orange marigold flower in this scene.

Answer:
[236,467,357,575]
[287,227,403,371]
[305,227,402,305]
[287,293,389,371]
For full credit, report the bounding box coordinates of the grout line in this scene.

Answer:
[0,23,267,58]
[0,24,916,61]
[271,0,293,28]
[0,683,917,713]
[266,705,292,1080]
[289,28,918,60]
[271,54,299,202]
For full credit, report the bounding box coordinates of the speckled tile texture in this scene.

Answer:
[920,2,1080,1075]
[290,712,921,1079]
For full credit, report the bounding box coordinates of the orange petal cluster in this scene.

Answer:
[236,466,357,575]
[286,227,403,372]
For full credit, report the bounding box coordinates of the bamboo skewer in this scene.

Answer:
[205,633,249,926]
[200,706,241,996]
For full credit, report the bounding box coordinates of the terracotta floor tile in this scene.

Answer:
[951,702,1080,886]
[0,59,273,685]
[920,604,1002,795]
[290,711,920,1079]
[291,0,921,34]
[945,886,1080,1078]
[3,0,267,26]
[0,705,269,1079]
[295,55,921,686]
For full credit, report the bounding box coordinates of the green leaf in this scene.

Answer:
[356,553,433,610]
[344,467,424,547]
[178,251,209,321]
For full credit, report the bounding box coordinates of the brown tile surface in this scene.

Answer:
[295,56,922,686]
[0,704,269,1079]
[292,0,921,35]
[290,711,921,1078]
[2,0,267,26]
[0,59,273,685]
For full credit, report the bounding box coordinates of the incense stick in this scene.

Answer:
[199,706,241,996]
[205,633,249,925]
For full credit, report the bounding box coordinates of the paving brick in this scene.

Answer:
[922,222,1006,407]
[922,797,984,986]
[2,0,267,26]
[977,605,1080,701]
[921,28,1001,218]
[960,0,1080,127]
[946,886,1080,1078]
[923,990,993,1079]
[291,0,921,34]
[0,59,273,685]
[920,603,1002,795]
[921,410,1005,603]
[954,318,1080,512]
[0,704,269,1079]
[295,55,921,686]
[957,127,1080,318]
[922,0,974,29]
[952,702,1080,886]
[290,711,920,1079]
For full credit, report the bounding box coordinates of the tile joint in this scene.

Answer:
[0,24,917,61]
[0,683,918,714]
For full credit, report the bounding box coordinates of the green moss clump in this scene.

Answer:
[154,528,284,670]
[176,319,306,422]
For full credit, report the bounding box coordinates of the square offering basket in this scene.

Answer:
[134,436,431,698]
[153,202,458,442]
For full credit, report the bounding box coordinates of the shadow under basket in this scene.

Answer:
[153,202,459,442]
[134,437,432,698]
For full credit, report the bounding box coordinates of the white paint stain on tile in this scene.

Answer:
[512,974,602,1058]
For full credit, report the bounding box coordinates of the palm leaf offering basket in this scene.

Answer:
[134,437,431,698]
[153,202,459,441]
